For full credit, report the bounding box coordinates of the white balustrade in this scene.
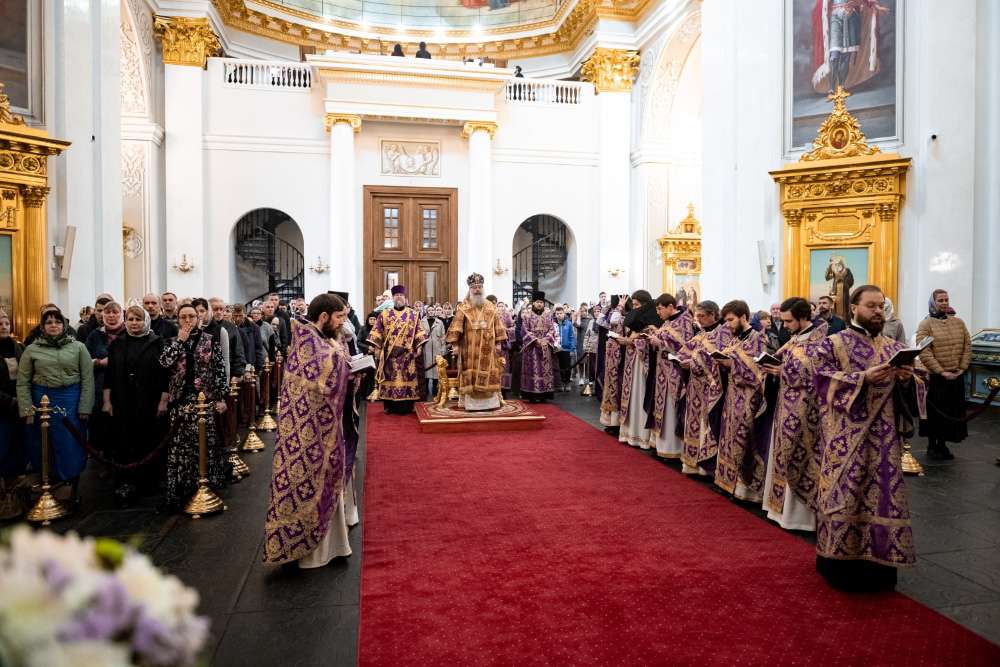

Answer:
[222,60,312,91]
[504,79,585,105]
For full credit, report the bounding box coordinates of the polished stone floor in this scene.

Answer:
[5,394,999,664]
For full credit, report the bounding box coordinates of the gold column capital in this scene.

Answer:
[461,121,498,140]
[324,113,362,133]
[154,16,221,68]
[19,185,49,208]
[580,47,640,93]
[782,208,804,227]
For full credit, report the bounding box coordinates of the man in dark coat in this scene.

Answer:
[210,298,248,377]
[143,293,178,339]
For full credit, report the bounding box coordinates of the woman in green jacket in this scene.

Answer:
[16,306,94,492]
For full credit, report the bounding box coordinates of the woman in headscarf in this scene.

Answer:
[102,305,170,505]
[915,289,971,460]
[158,302,229,511]
[16,307,94,503]
[85,301,126,456]
[881,297,907,343]
[0,312,27,518]
[617,290,663,449]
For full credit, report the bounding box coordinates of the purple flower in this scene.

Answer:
[57,577,137,642]
[41,559,73,594]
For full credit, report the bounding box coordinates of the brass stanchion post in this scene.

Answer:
[26,396,71,525]
[242,367,265,452]
[227,377,250,479]
[257,359,277,431]
[273,351,284,408]
[183,392,226,518]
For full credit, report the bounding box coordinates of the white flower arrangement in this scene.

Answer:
[0,527,208,667]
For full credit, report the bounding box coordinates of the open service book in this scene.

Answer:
[350,354,376,373]
[887,336,934,368]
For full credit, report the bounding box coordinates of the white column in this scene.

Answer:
[596,90,632,294]
[163,63,206,297]
[327,114,361,301]
[463,121,497,293]
[46,0,122,310]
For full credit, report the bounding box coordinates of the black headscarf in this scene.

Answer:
[623,290,662,333]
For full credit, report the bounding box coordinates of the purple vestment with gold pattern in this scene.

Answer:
[681,323,733,469]
[813,327,927,567]
[368,307,427,402]
[765,323,828,514]
[519,309,557,396]
[618,340,649,425]
[499,309,515,390]
[264,319,350,564]
[599,311,625,424]
[714,329,767,497]
[650,309,695,437]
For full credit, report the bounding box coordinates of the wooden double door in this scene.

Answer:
[363,185,458,308]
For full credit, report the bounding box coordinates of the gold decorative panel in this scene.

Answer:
[0,82,70,338]
[657,203,702,308]
[770,87,909,316]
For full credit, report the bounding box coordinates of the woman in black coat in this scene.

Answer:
[101,305,169,505]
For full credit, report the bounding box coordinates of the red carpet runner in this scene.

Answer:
[358,404,1000,665]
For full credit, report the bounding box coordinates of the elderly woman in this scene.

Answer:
[916,289,971,460]
[1,313,26,517]
[85,300,126,455]
[102,305,169,505]
[158,303,229,511]
[16,307,94,502]
[882,297,907,343]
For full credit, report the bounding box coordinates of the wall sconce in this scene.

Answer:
[172,254,195,273]
[493,258,508,275]
[309,256,329,273]
[608,268,625,278]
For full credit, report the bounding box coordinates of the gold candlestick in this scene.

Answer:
[184,392,226,518]
[26,396,71,525]
[256,359,278,432]
[901,440,925,476]
[242,368,265,452]
[227,377,250,479]
[273,351,284,408]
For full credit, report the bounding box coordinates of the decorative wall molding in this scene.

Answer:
[203,134,329,154]
[380,139,441,177]
[493,147,599,167]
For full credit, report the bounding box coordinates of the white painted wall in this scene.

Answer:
[197,59,604,307]
[701,0,998,336]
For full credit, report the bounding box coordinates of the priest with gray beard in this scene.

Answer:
[446,273,508,411]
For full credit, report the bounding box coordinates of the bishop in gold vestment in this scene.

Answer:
[446,273,507,411]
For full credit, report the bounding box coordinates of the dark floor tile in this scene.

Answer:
[936,602,1000,647]
[212,606,358,667]
[925,548,1000,594]
[912,514,996,555]
[898,560,1000,609]
[71,507,163,537]
[939,511,1000,546]
[234,543,361,612]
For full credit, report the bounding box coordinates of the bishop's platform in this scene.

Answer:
[414,400,546,433]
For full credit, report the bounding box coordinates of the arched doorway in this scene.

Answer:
[232,208,305,305]
[511,215,575,306]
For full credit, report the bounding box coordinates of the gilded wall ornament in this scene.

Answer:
[324,113,362,133]
[580,48,640,93]
[154,16,222,68]
[0,84,26,126]
[800,87,880,162]
[18,185,49,208]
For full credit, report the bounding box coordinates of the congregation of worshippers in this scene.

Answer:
[0,277,975,587]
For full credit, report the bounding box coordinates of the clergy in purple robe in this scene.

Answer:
[813,284,926,592]
[762,297,827,531]
[368,285,428,415]
[617,291,662,450]
[497,301,515,391]
[679,301,732,476]
[264,294,354,568]
[713,300,768,501]
[519,291,557,402]
[598,296,627,429]
[647,295,695,459]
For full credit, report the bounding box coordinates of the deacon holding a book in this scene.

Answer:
[812,284,926,592]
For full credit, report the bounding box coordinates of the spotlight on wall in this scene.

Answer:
[493,258,507,275]
[608,268,624,278]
